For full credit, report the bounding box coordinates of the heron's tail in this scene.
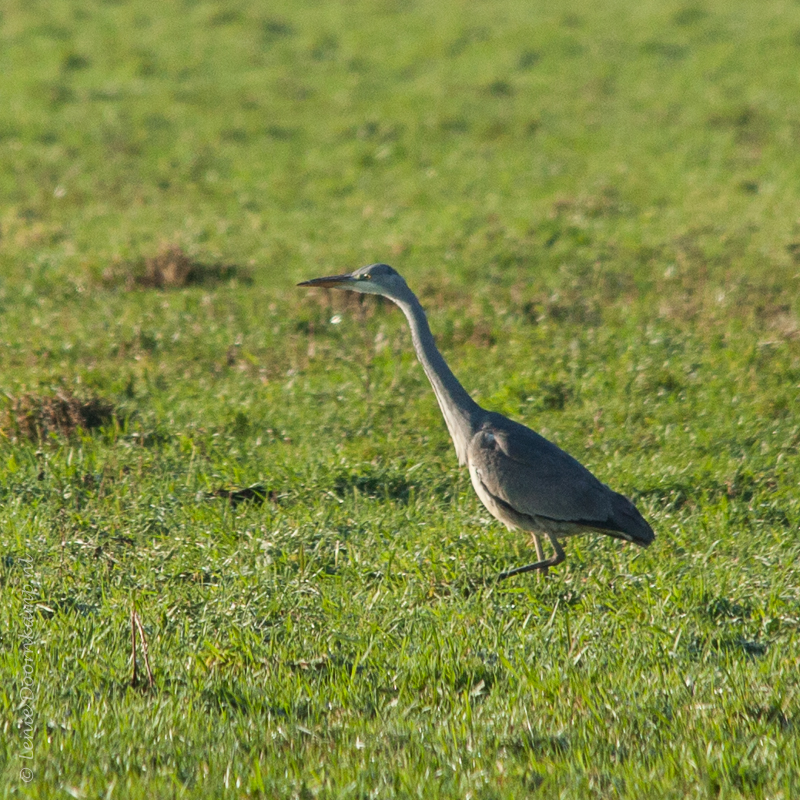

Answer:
[607,492,654,547]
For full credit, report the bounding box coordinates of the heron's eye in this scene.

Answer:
[364,274,371,280]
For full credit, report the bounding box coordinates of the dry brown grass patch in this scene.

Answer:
[0,391,117,440]
[103,245,252,290]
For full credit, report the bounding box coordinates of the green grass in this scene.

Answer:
[2,0,800,797]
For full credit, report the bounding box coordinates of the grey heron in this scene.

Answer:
[298,264,654,579]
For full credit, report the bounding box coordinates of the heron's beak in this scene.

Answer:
[297,273,356,289]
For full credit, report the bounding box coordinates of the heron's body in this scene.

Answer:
[299,264,654,578]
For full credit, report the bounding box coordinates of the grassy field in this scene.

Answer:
[2,0,800,797]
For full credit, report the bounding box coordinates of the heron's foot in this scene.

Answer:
[497,557,556,581]
[498,534,565,581]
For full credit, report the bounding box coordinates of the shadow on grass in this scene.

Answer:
[698,594,753,622]
[503,730,570,757]
[688,635,767,659]
[204,484,279,507]
[636,467,782,513]
[332,468,416,503]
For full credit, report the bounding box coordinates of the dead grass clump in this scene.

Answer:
[521,291,602,327]
[551,186,624,219]
[0,391,117,440]
[141,246,194,288]
[103,246,251,290]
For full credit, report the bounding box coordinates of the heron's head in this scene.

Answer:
[298,263,408,299]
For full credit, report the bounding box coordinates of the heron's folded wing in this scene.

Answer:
[468,415,614,525]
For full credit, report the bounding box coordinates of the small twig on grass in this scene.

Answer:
[130,599,155,690]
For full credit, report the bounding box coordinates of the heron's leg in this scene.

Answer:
[497,534,565,581]
[545,533,565,567]
[533,533,548,579]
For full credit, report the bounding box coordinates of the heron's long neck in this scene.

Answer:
[395,292,480,465]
